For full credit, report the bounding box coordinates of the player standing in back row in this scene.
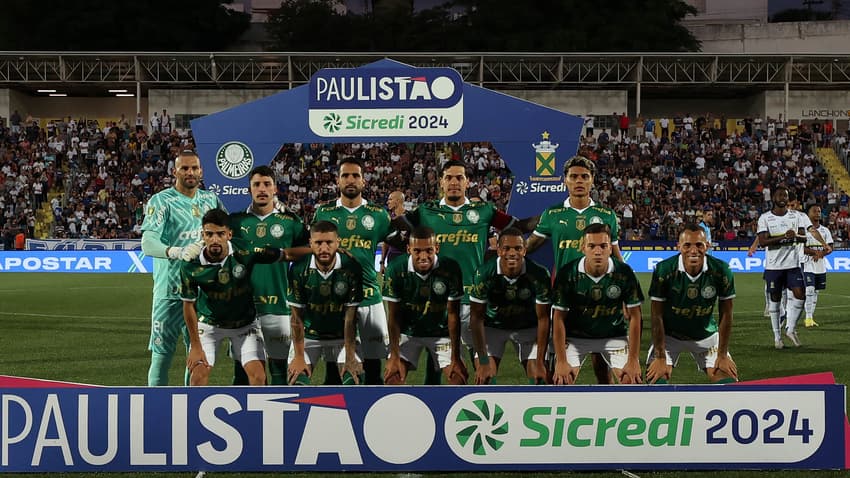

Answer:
[141,149,224,386]
[398,159,538,376]
[527,155,623,384]
[313,158,392,384]
[229,165,308,385]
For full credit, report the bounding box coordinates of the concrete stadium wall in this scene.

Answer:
[0,91,141,124]
[505,90,627,117]
[0,89,9,124]
[638,94,765,118]
[148,89,281,117]
[691,20,850,53]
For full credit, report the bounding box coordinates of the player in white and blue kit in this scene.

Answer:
[802,205,833,328]
[141,150,224,385]
[757,186,823,349]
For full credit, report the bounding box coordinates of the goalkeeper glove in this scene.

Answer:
[167,241,204,261]
[180,241,204,261]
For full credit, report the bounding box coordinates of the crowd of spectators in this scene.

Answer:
[2,109,849,250]
[578,113,850,247]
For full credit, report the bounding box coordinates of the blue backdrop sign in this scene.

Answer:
[0,385,844,472]
[619,250,850,273]
[191,59,584,217]
[0,251,152,273]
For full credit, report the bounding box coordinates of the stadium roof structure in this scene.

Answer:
[3,52,850,96]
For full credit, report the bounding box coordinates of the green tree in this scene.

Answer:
[444,0,699,51]
[264,0,699,52]
[266,0,357,51]
[0,0,249,51]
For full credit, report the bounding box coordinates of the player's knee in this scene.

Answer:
[243,361,267,385]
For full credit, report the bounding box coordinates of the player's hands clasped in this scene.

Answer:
[180,241,204,261]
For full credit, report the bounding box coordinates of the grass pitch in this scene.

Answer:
[0,272,847,477]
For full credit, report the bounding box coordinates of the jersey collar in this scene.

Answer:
[309,252,342,279]
[199,241,234,265]
[439,197,470,211]
[563,198,596,213]
[578,256,614,283]
[336,197,367,213]
[247,204,277,220]
[407,254,440,279]
[496,257,527,284]
[677,255,708,281]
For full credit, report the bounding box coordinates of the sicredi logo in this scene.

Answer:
[444,391,825,464]
[310,68,463,109]
[308,67,464,138]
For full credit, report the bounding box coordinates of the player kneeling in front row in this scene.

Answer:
[469,227,551,385]
[287,220,365,385]
[551,223,644,385]
[383,226,468,385]
[646,224,737,384]
[181,208,292,386]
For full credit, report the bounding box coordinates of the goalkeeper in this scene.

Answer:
[141,149,225,386]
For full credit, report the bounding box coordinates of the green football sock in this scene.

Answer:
[324,362,341,385]
[363,359,383,385]
[232,361,249,385]
[268,360,287,385]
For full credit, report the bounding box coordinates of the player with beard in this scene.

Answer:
[313,159,392,384]
[141,149,224,386]
[180,208,292,386]
[287,220,364,385]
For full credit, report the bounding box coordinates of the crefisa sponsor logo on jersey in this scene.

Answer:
[515,132,567,196]
[308,67,464,137]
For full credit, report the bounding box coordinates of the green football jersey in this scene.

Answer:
[405,199,513,303]
[229,210,307,316]
[648,254,736,341]
[314,199,391,306]
[142,187,224,299]
[553,257,644,339]
[469,256,551,329]
[533,199,620,272]
[287,253,364,340]
[179,243,281,329]
[382,254,464,337]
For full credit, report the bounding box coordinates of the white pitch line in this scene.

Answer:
[0,311,147,320]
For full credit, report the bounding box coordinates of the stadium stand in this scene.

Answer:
[1,113,848,249]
